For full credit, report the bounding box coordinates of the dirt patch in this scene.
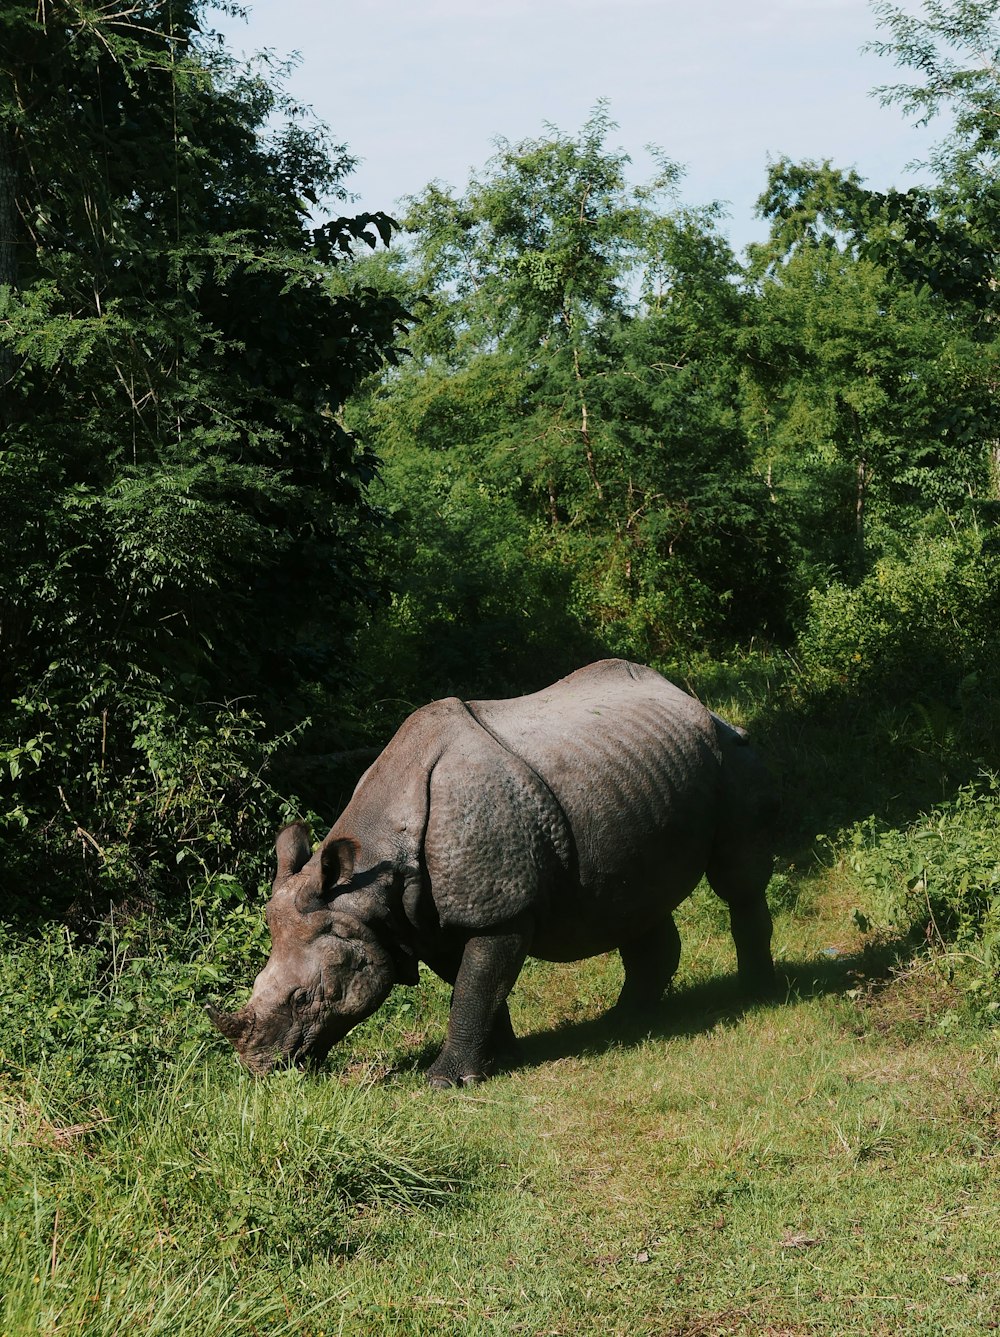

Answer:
[3,1092,108,1153]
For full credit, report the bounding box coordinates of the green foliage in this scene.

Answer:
[745,1,1000,582]
[0,1,409,916]
[356,446,599,713]
[351,113,792,677]
[0,847,277,1080]
[868,0,1000,185]
[3,838,1000,1335]
[580,254,791,651]
[398,100,656,358]
[792,525,1000,700]
[0,684,307,919]
[0,2,407,710]
[745,169,995,581]
[841,773,1000,1008]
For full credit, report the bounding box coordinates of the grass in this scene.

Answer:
[2,874,998,1336]
[0,1053,474,1335]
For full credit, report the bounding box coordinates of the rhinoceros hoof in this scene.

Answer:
[739,969,780,1002]
[426,1068,487,1089]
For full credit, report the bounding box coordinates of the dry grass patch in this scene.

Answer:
[1,1087,108,1154]
[852,957,968,1035]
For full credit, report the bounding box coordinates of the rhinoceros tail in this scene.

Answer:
[709,710,750,745]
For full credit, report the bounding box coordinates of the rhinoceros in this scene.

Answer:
[208,659,777,1086]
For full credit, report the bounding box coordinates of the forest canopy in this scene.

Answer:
[0,0,408,916]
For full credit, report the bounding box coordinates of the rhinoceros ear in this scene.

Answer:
[275,822,313,882]
[320,837,359,892]
[293,837,359,914]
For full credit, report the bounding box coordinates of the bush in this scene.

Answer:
[840,772,1000,1010]
[356,446,601,712]
[0,687,313,1088]
[0,688,307,923]
[0,876,273,1085]
[793,526,1000,701]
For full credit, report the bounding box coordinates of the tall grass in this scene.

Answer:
[0,1052,475,1336]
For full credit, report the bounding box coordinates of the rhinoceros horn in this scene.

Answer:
[206,1002,254,1048]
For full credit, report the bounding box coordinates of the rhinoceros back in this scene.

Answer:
[467,660,723,943]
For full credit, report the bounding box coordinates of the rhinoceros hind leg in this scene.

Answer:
[614,913,681,1014]
[705,765,778,999]
[727,894,777,999]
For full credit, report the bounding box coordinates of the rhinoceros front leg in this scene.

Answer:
[426,919,530,1089]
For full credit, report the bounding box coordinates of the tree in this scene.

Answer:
[743,165,990,578]
[0,1,407,913]
[393,103,657,513]
[578,207,791,652]
[866,0,1000,494]
[740,2,1000,702]
[351,110,789,669]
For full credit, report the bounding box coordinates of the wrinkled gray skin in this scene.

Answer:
[208,660,777,1087]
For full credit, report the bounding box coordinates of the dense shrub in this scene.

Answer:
[355,447,602,712]
[1,690,307,923]
[0,874,274,1084]
[793,527,1000,701]
[840,772,1000,1011]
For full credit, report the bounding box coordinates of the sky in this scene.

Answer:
[212,0,944,256]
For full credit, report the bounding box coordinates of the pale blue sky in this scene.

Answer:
[213,0,942,254]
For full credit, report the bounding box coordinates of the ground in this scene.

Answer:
[3,875,998,1335]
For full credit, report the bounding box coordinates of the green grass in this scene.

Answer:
[0,1052,475,1335]
[2,875,998,1336]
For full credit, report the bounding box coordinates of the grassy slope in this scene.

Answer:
[3,876,998,1337]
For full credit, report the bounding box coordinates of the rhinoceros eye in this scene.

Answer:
[290,988,312,1017]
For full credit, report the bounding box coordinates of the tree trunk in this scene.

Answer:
[0,126,15,291]
[0,124,18,425]
[572,344,602,500]
[855,455,868,563]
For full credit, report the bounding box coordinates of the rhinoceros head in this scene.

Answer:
[207,822,397,1074]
